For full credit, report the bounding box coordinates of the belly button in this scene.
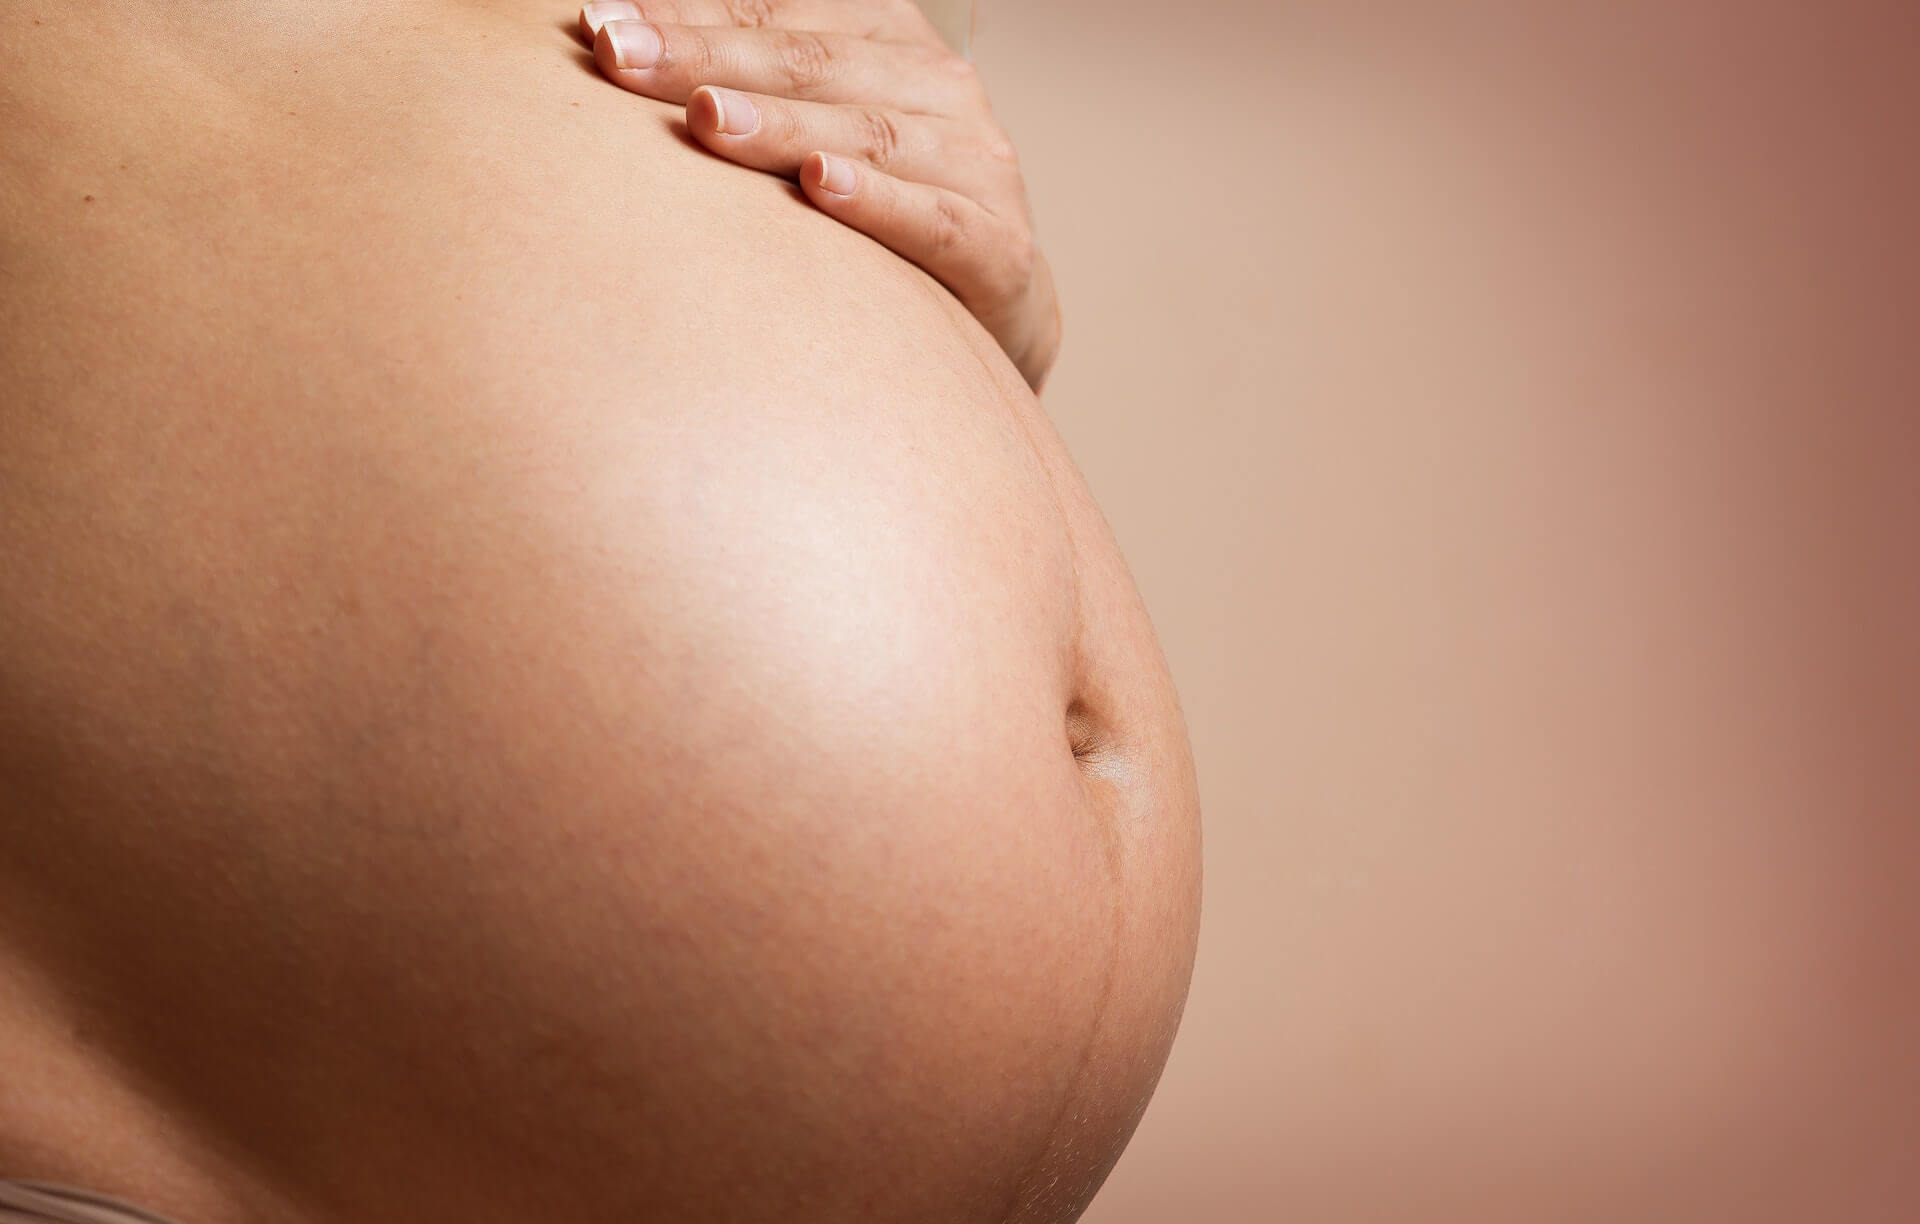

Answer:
[1064,698,1099,760]
[1065,698,1133,784]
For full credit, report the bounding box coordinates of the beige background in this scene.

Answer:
[974,3,1920,1221]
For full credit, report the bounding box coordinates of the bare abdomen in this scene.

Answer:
[0,6,1201,1221]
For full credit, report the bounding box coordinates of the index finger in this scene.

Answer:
[580,0,941,47]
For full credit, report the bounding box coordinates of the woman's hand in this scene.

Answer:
[578,0,1062,392]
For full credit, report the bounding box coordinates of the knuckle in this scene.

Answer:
[856,108,905,169]
[679,28,718,81]
[1005,223,1036,285]
[775,30,836,95]
[942,54,984,95]
[942,58,991,112]
[982,223,1034,303]
[770,100,806,147]
[929,197,972,258]
[719,0,776,28]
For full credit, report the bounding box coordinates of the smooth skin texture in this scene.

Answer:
[0,3,1198,1223]
[577,0,1064,391]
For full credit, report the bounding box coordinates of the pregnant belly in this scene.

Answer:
[0,6,1201,1223]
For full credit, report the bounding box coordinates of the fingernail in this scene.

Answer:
[704,87,758,136]
[581,1,641,37]
[605,20,662,70]
[816,153,855,196]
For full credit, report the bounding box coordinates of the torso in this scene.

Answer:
[0,5,1200,1221]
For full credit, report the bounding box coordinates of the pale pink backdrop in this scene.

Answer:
[975,3,1920,1221]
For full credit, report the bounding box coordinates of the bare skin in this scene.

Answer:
[0,3,1199,1223]
[571,0,1064,390]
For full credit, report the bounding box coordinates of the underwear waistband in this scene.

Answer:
[0,1181,183,1224]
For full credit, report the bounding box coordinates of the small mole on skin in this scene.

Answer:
[83,195,94,202]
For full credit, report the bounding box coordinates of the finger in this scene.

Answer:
[593,20,974,114]
[580,0,936,46]
[688,87,1004,200]
[799,152,1032,317]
